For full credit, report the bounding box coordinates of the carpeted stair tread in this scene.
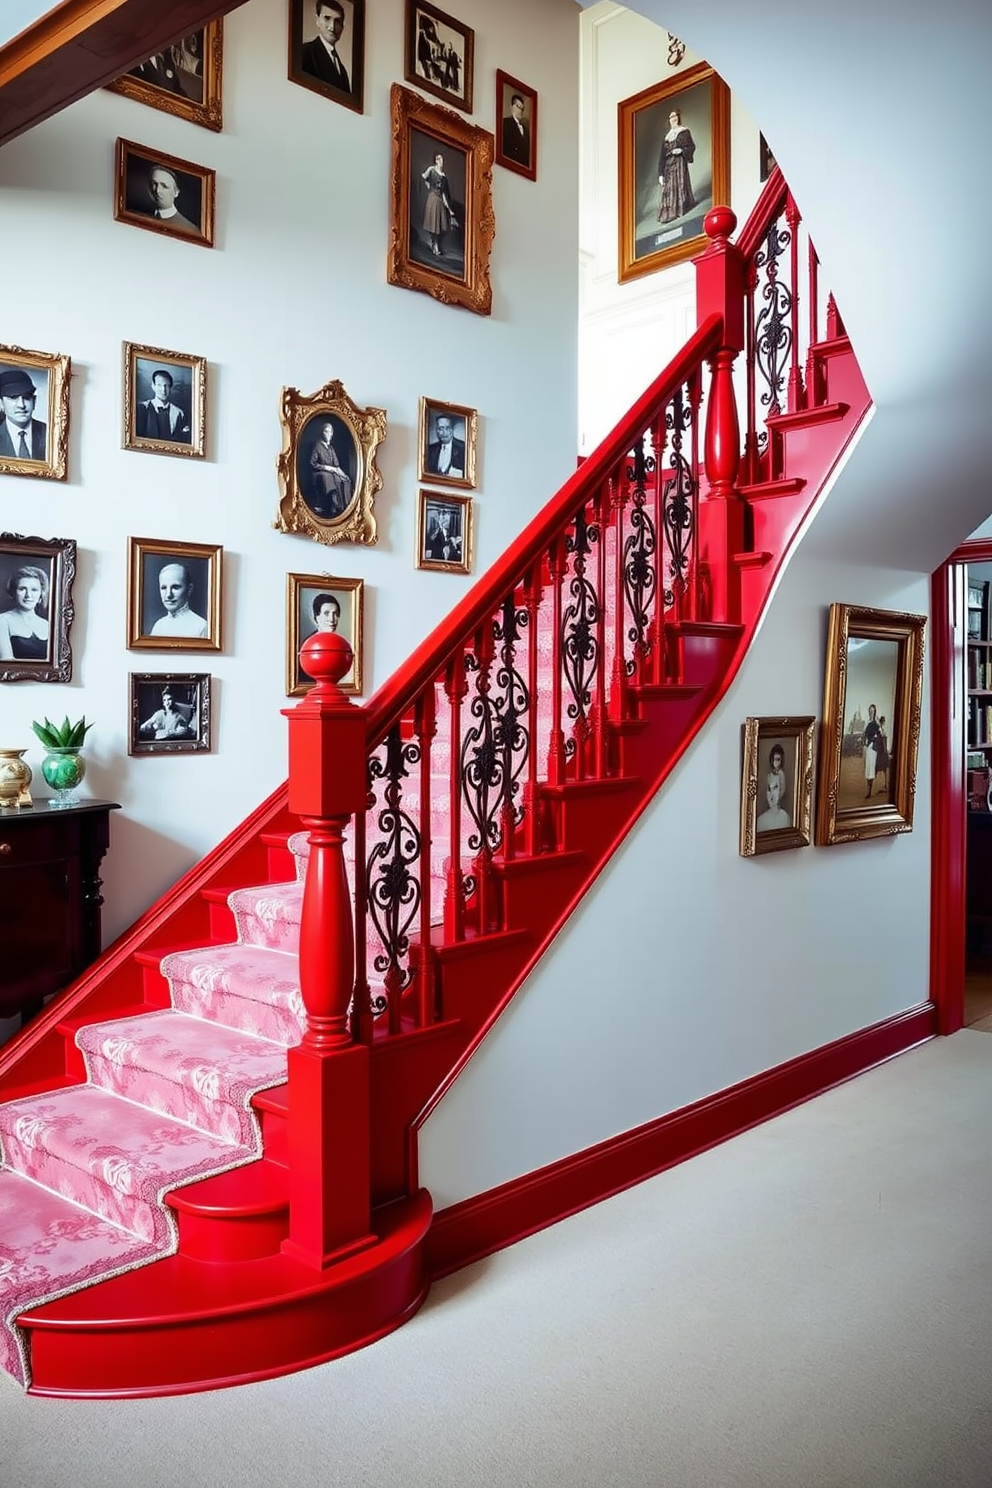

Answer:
[74,1010,288,1146]
[0,1169,161,1388]
[160,942,306,1046]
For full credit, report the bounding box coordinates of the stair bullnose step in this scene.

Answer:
[766,399,849,431]
[167,1159,288,1221]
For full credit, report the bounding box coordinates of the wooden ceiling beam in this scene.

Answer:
[0,0,247,147]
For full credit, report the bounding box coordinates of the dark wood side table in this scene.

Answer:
[0,799,119,1027]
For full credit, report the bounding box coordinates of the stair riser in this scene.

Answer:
[166,974,305,1049]
[78,1048,263,1150]
[0,1127,162,1243]
[168,1199,289,1262]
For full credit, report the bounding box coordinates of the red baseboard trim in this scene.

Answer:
[426,1003,936,1279]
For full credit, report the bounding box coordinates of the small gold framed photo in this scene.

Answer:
[0,343,70,481]
[114,138,216,248]
[815,604,927,846]
[129,672,211,754]
[122,342,206,459]
[127,536,223,652]
[416,489,472,574]
[417,397,477,488]
[739,716,815,858]
[286,572,364,697]
[387,82,495,317]
[107,23,223,132]
[274,378,386,549]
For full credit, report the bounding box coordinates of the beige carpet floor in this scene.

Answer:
[2,1029,991,1488]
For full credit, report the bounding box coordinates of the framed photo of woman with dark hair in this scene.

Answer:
[0,532,77,684]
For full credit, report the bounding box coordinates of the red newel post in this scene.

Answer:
[281,630,374,1269]
[695,205,746,624]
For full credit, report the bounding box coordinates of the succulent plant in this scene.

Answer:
[31,714,94,750]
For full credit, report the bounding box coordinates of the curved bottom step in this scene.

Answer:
[20,1190,432,1399]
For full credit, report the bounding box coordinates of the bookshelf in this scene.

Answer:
[967,576,992,810]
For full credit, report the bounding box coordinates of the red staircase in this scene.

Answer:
[0,176,871,1397]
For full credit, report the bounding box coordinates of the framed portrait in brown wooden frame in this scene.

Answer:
[416,490,473,574]
[815,604,927,846]
[0,532,76,684]
[417,396,477,488]
[127,536,223,652]
[122,342,206,459]
[288,0,365,115]
[286,572,364,697]
[404,0,474,114]
[274,379,386,548]
[739,716,815,858]
[618,61,730,284]
[115,138,215,248]
[0,343,70,482]
[107,24,223,132]
[494,69,537,181]
[129,672,211,754]
[388,83,495,316]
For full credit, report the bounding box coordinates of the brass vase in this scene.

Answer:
[0,749,33,810]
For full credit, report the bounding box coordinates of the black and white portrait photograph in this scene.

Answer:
[297,412,359,523]
[115,138,215,248]
[128,537,222,652]
[0,344,70,482]
[289,0,365,113]
[0,532,76,684]
[107,24,223,131]
[286,571,364,696]
[129,672,211,754]
[404,0,474,113]
[495,70,537,180]
[416,490,472,574]
[739,716,814,858]
[123,342,205,458]
[409,127,467,279]
[418,397,477,488]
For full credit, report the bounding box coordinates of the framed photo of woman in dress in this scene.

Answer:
[274,379,386,549]
[106,24,223,131]
[286,572,364,696]
[618,62,730,284]
[815,604,927,846]
[122,342,206,459]
[129,673,211,755]
[387,83,495,317]
[0,532,77,684]
[403,0,474,114]
[739,716,815,858]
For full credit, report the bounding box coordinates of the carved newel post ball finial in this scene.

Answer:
[704,205,738,244]
[299,630,354,693]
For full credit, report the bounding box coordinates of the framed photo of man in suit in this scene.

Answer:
[0,343,70,482]
[127,536,223,652]
[123,342,206,459]
[115,138,215,248]
[416,490,473,575]
[417,397,477,489]
[289,0,365,114]
[495,70,537,181]
[107,23,223,131]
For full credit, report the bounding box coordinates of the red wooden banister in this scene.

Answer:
[736,165,787,261]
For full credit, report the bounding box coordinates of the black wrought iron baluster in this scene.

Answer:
[561,502,601,781]
[753,211,794,438]
[367,725,422,1034]
[622,434,657,690]
[662,382,698,627]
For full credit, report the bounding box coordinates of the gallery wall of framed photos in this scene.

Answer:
[0,0,581,943]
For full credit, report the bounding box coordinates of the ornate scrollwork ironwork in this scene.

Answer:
[366,725,422,999]
[661,384,697,608]
[461,597,530,855]
[753,214,794,421]
[561,505,601,752]
[622,434,658,676]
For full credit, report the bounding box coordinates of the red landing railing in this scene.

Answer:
[282,176,837,1267]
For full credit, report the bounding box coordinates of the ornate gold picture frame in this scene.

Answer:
[815,604,927,846]
[739,716,815,858]
[286,572,364,697]
[618,61,730,284]
[274,379,386,548]
[127,536,223,652]
[122,342,206,459]
[107,24,223,131]
[115,138,216,248]
[387,83,495,316]
[0,343,70,482]
[416,489,473,574]
[0,532,77,684]
[417,396,477,488]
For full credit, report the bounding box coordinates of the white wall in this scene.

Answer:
[0,0,580,941]
[419,4,937,1208]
